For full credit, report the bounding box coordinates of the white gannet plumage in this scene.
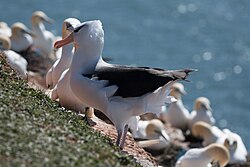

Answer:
[31,11,55,56]
[0,22,11,37]
[0,34,27,78]
[10,22,34,53]
[223,129,247,164]
[192,121,226,146]
[160,82,190,131]
[175,143,230,167]
[192,121,247,164]
[189,97,215,130]
[131,118,170,150]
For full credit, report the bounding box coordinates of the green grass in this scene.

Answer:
[0,53,140,167]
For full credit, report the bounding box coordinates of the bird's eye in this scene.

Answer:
[66,23,72,29]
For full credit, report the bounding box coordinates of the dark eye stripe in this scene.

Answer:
[66,22,72,29]
[74,23,86,32]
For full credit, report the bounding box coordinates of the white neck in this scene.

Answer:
[59,43,74,65]
[32,22,45,34]
[70,46,102,75]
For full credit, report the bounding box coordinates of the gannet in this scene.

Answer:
[175,143,230,167]
[0,34,27,78]
[223,129,247,164]
[188,97,215,130]
[31,11,55,56]
[160,82,190,131]
[131,118,170,150]
[192,121,226,146]
[54,20,196,149]
[0,21,11,37]
[192,121,247,164]
[10,22,34,53]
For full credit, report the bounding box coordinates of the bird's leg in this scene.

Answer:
[85,107,96,126]
[116,128,122,147]
[119,124,129,149]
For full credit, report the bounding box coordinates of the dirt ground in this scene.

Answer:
[90,116,159,167]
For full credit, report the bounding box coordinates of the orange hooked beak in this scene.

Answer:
[54,32,74,49]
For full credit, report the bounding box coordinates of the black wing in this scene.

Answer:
[92,64,193,98]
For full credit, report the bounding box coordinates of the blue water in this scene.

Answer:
[1,0,250,151]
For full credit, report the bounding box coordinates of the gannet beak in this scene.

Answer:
[206,104,212,111]
[208,106,212,111]
[23,28,36,37]
[54,32,73,49]
[137,139,161,148]
[155,129,170,142]
[43,16,54,24]
[201,103,212,111]
[180,89,187,95]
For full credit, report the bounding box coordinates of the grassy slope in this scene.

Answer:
[0,53,140,167]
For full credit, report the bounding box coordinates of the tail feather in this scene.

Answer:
[144,81,177,116]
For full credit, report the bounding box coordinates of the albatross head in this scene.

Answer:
[54,20,104,56]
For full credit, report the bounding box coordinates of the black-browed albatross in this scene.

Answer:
[54,20,196,149]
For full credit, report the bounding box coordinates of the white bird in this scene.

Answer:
[192,121,247,164]
[0,22,11,37]
[51,69,96,126]
[0,34,28,78]
[160,82,190,131]
[223,129,247,164]
[192,121,226,146]
[54,20,195,149]
[188,97,215,130]
[175,143,230,167]
[50,18,95,126]
[31,11,55,56]
[10,22,34,53]
[131,118,170,150]
[46,18,81,89]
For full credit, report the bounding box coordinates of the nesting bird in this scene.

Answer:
[160,82,190,131]
[188,97,215,130]
[131,118,170,150]
[54,20,195,149]
[0,34,28,78]
[31,11,55,57]
[192,121,225,146]
[175,143,230,167]
[222,129,247,164]
[192,121,247,164]
[10,22,34,53]
[0,22,11,37]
